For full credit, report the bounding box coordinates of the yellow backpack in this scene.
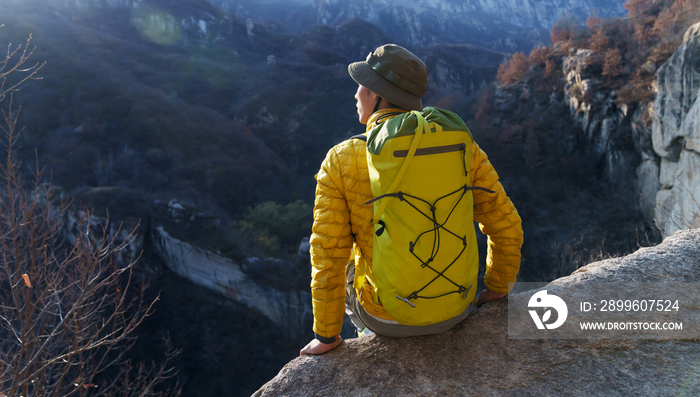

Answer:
[357,107,492,326]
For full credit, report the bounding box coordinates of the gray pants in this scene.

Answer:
[345,261,474,337]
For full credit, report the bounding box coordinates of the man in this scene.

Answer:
[300,44,523,355]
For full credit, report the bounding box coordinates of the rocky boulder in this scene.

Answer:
[254,229,700,396]
[653,22,700,237]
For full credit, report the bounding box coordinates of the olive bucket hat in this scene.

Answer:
[348,44,429,111]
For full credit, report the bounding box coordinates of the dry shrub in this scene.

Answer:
[0,101,180,396]
[652,9,675,38]
[0,34,44,101]
[0,35,180,396]
[633,16,657,44]
[588,28,610,54]
[545,59,557,77]
[624,0,654,19]
[550,17,576,45]
[528,47,551,66]
[602,48,624,77]
[547,237,615,281]
[496,52,529,86]
[550,15,586,54]
[586,16,603,30]
[474,87,494,122]
[501,124,523,143]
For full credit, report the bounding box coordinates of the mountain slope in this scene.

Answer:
[221,0,627,52]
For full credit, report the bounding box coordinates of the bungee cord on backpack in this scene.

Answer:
[367,184,495,307]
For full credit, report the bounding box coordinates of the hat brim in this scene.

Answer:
[348,61,423,111]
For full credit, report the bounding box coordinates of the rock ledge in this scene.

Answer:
[254,229,700,397]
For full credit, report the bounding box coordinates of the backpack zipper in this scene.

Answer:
[393,143,468,176]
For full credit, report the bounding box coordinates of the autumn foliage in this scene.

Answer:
[469,0,694,283]
[624,0,654,18]
[496,0,700,104]
[588,28,610,54]
[496,52,529,86]
[528,47,551,66]
[550,15,578,46]
[603,48,624,77]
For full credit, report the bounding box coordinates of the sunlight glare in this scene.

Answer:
[130,4,182,46]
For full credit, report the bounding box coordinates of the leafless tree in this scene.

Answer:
[0,33,180,397]
[0,29,44,103]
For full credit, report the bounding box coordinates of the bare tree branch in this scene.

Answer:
[0,33,181,396]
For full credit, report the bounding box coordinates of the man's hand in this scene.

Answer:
[476,288,507,307]
[299,336,343,356]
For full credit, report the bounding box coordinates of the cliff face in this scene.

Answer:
[313,0,625,51]
[218,0,625,52]
[416,45,505,97]
[253,229,700,397]
[560,22,700,234]
[652,22,700,237]
[60,0,138,8]
[561,48,663,228]
[317,0,624,31]
[563,49,639,186]
[150,226,313,342]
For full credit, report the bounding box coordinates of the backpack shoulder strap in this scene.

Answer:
[351,134,367,141]
[370,110,427,224]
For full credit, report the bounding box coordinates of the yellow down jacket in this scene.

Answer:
[310,109,523,339]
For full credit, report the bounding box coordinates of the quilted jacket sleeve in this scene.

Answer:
[309,146,354,338]
[470,142,523,294]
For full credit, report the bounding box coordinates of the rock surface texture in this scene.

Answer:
[653,22,700,237]
[561,22,700,230]
[632,102,661,224]
[253,229,700,397]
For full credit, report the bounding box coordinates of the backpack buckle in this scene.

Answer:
[461,284,473,300]
[396,295,417,308]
